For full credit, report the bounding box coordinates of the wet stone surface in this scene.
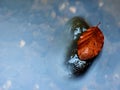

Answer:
[65,17,94,77]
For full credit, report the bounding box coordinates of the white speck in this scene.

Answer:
[69,6,76,13]
[113,73,119,80]
[19,40,26,48]
[59,3,66,11]
[63,17,69,22]
[3,80,12,89]
[59,2,69,11]
[49,82,60,90]
[57,16,68,24]
[33,84,39,90]
[51,11,56,18]
[99,1,104,7]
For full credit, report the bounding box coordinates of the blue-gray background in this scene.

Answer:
[0,0,120,90]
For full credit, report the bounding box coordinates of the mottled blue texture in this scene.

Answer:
[0,0,120,90]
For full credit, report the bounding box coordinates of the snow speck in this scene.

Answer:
[113,73,120,80]
[69,6,76,13]
[59,3,66,11]
[99,1,104,7]
[49,82,60,90]
[51,11,56,18]
[33,84,39,90]
[59,2,69,11]
[19,40,26,48]
[2,80,12,90]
